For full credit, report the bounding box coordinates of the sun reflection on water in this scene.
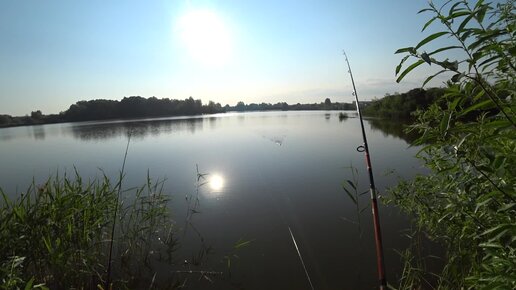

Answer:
[209,174,224,192]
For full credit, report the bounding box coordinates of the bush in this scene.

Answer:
[390,0,515,288]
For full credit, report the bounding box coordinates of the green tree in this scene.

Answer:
[391,0,515,288]
[235,101,246,111]
[0,115,12,126]
[30,110,43,120]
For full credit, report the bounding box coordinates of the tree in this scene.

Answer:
[390,0,515,288]
[235,101,246,111]
[30,110,43,119]
[0,115,11,125]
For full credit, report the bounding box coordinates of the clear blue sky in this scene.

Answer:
[0,0,449,115]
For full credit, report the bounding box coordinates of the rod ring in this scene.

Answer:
[356,145,365,152]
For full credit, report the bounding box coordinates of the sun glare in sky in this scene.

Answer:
[177,10,232,66]
[0,1,442,115]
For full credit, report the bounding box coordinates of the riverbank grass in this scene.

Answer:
[0,172,176,289]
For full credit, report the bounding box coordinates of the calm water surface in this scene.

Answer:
[0,111,425,289]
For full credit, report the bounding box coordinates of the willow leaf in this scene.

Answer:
[468,30,503,50]
[396,60,425,82]
[428,45,462,55]
[474,0,485,10]
[422,16,437,32]
[448,11,470,19]
[439,112,451,135]
[479,56,500,71]
[457,13,474,33]
[459,99,493,116]
[449,95,462,111]
[471,89,485,102]
[423,70,447,87]
[418,8,433,14]
[476,6,488,23]
[395,47,415,54]
[448,2,462,14]
[396,55,410,75]
[460,30,474,41]
[415,32,449,50]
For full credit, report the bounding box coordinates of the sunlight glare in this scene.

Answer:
[209,174,224,191]
[177,10,232,66]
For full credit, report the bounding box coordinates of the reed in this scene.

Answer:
[0,171,178,289]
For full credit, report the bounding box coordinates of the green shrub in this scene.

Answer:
[390,0,515,288]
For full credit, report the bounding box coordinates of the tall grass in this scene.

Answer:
[0,171,178,289]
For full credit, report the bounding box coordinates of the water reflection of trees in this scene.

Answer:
[0,128,13,141]
[367,118,419,144]
[67,118,207,141]
[32,126,46,140]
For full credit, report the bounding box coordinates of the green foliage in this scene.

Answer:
[362,88,445,119]
[395,0,515,124]
[0,173,178,289]
[0,257,48,290]
[229,99,355,112]
[63,96,225,122]
[390,0,515,289]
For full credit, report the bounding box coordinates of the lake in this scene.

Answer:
[0,111,426,289]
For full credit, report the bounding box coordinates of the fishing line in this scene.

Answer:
[255,144,318,290]
[289,226,315,290]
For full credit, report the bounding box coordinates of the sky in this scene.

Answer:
[0,0,451,116]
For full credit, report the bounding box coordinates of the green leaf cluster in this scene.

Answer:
[389,0,515,289]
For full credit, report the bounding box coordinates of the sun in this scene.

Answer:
[177,10,232,66]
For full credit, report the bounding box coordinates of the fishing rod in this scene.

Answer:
[343,51,387,290]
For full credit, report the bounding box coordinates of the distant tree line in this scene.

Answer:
[62,96,224,122]
[0,110,59,127]
[0,96,358,128]
[0,96,224,127]
[0,89,449,128]
[226,98,355,112]
[362,88,446,119]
